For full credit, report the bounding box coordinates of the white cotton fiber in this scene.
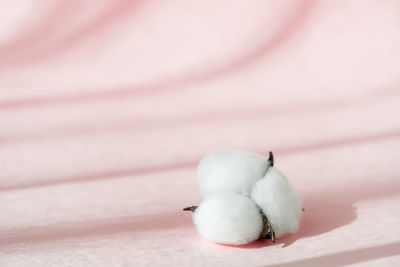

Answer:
[193,193,263,245]
[197,148,270,198]
[250,167,302,238]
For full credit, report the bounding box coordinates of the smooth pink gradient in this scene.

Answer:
[0,1,400,266]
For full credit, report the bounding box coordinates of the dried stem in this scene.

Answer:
[268,151,274,167]
[183,205,198,212]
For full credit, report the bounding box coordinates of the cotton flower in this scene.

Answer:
[184,149,302,245]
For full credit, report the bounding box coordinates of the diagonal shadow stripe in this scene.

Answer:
[0,211,191,246]
[0,129,399,192]
[266,242,400,267]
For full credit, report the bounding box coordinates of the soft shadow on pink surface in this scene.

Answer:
[0,0,314,109]
[266,242,400,267]
[1,129,399,192]
[220,174,400,250]
[0,212,190,246]
[0,0,145,68]
[276,176,400,247]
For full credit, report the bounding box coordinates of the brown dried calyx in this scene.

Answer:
[259,212,275,242]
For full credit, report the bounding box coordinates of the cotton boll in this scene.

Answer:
[197,148,270,198]
[250,167,302,238]
[193,193,263,245]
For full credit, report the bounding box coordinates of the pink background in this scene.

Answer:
[0,0,400,266]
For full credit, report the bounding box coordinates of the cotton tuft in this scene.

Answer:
[193,193,263,245]
[250,167,302,238]
[196,148,270,198]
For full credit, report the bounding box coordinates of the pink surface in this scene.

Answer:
[1,0,400,266]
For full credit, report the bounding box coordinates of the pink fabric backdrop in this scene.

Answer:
[1,0,400,266]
